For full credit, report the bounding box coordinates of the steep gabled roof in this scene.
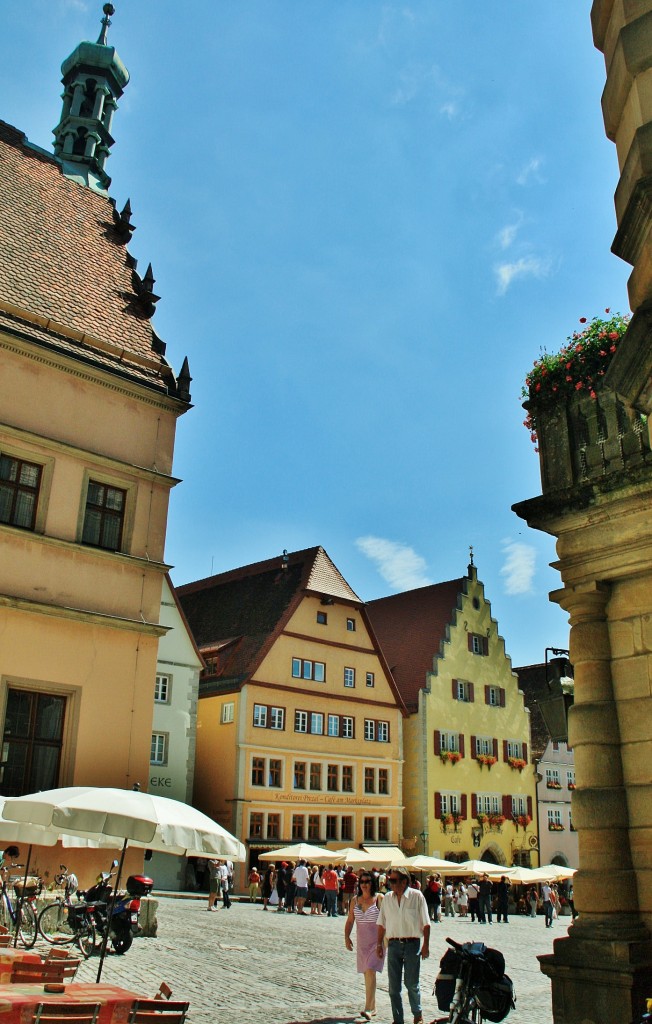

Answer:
[513,663,552,761]
[176,547,362,694]
[366,578,465,713]
[0,120,186,399]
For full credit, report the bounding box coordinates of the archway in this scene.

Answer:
[481,843,508,865]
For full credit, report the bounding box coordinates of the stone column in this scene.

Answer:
[537,583,652,1023]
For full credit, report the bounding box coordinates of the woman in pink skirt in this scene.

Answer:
[344,872,386,1020]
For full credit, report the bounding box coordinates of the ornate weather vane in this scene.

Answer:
[469,544,474,566]
[97,3,116,45]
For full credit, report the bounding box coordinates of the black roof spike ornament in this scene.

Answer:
[131,262,160,318]
[111,198,135,243]
[177,357,192,403]
[97,3,116,46]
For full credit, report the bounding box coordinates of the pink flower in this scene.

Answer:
[575,381,583,390]
[535,383,541,391]
[610,344,617,352]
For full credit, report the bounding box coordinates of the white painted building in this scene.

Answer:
[148,575,203,890]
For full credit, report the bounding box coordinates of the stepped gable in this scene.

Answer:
[0,120,171,392]
[177,547,360,693]
[366,578,464,713]
[513,663,552,761]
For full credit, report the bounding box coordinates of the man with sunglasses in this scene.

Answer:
[375,865,430,1024]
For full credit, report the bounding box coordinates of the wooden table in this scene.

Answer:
[0,982,143,1023]
[0,950,41,985]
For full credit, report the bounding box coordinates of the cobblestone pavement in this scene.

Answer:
[50,897,567,1024]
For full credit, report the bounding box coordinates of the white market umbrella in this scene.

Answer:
[310,847,379,867]
[501,865,539,883]
[403,854,453,871]
[442,859,510,877]
[363,845,410,866]
[2,787,245,980]
[528,864,577,882]
[258,842,331,862]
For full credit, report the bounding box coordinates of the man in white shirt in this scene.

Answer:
[292,859,310,915]
[541,881,553,927]
[376,865,430,1024]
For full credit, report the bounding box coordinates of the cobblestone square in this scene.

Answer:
[61,897,563,1024]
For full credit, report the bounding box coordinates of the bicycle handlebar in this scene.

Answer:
[446,936,463,950]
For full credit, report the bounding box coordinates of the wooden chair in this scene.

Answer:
[32,1005,101,1024]
[127,998,190,1023]
[44,948,76,962]
[0,934,12,947]
[154,982,173,1001]
[11,958,81,984]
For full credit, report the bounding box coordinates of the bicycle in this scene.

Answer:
[0,853,39,949]
[37,865,96,958]
[433,936,515,1024]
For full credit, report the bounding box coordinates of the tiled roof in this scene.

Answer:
[0,120,175,394]
[176,547,363,693]
[513,663,552,761]
[366,579,465,713]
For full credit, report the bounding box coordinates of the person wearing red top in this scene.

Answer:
[323,865,340,917]
[342,867,359,913]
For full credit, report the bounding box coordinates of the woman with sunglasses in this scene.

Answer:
[344,872,385,1020]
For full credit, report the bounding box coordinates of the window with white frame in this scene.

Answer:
[455,680,472,702]
[511,795,526,816]
[221,701,234,724]
[150,733,167,765]
[366,672,375,688]
[567,770,575,787]
[291,658,326,682]
[154,675,169,703]
[253,705,268,728]
[487,686,500,706]
[327,714,340,737]
[476,793,500,815]
[342,716,354,739]
[507,740,522,759]
[546,768,561,787]
[440,731,460,753]
[440,792,461,814]
[344,667,355,688]
[548,808,563,827]
[311,712,324,735]
[364,720,375,741]
[346,618,356,632]
[475,736,492,756]
[295,710,308,732]
[270,707,285,730]
[377,721,389,743]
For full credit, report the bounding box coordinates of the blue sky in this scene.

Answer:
[3,1,630,668]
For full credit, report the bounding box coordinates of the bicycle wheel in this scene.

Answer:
[38,902,75,944]
[76,915,96,959]
[17,901,37,948]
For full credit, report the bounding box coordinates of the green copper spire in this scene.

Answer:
[53,2,130,193]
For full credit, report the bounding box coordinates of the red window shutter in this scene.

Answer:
[468,633,474,652]
[459,735,465,758]
[493,738,498,759]
[503,740,509,762]
[523,742,528,762]
[471,793,478,817]
[527,796,533,818]
[460,794,467,820]
[502,794,512,818]
[484,685,490,705]
[468,683,475,703]
[435,792,442,818]
[483,636,489,656]
[470,735,477,759]
[500,687,506,707]
[452,679,458,699]
[434,730,441,755]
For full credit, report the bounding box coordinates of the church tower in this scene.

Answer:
[53,3,129,193]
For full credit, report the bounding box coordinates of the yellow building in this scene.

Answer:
[177,547,406,876]
[0,12,190,882]
[367,558,538,867]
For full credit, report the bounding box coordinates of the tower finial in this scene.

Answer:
[97,3,115,46]
[469,544,474,567]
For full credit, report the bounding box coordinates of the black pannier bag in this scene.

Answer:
[434,948,461,1011]
[474,973,515,1023]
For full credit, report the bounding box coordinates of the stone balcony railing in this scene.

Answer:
[526,385,650,495]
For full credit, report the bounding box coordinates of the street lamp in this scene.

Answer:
[538,647,574,743]
[419,830,428,854]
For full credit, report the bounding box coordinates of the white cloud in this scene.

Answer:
[496,214,522,250]
[356,535,432,591]
[516,157,544,186]
[500,540,536,595]
[494,255,551,295]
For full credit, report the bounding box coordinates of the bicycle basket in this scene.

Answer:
[474,974,515,1023]
[13,876,41,898]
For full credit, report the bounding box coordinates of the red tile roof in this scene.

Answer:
[0,120,176,395]
[366,579,465,712]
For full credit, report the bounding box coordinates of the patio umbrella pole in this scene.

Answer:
[12,845,32,948]
[95,837,128,984]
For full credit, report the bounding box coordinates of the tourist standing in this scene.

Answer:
[342,866,359,913]
[467,879,479,922]
[261,865,276,911]
[218,860,231,909]
[496,876,510,923]
[376,866,430,1024]
[248,866,261,903]
[207,859,220,911]
[477,874,493,924]
[292,859,310,915]
[344,872,385,1020]
[527,885,538,918]
[541,881,554,927]
[323,864,340,917]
